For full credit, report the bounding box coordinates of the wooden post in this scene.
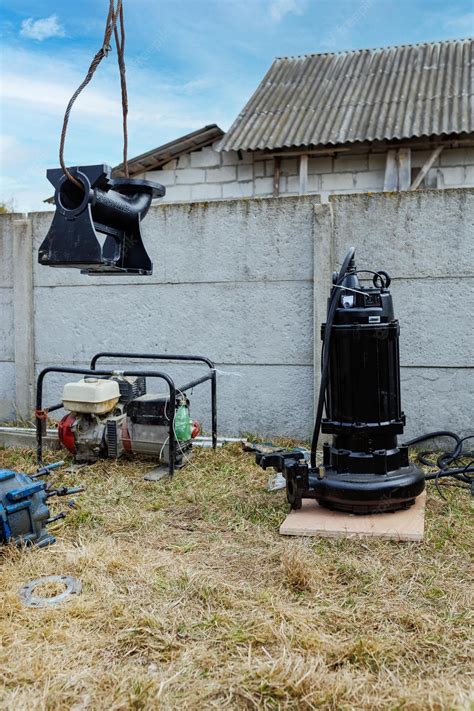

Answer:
[299,154,308,195]
[383,150,398,191]
[273,157,281,197]
[398,147,411,190]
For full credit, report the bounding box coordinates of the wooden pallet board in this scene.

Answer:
[280,491,426,541]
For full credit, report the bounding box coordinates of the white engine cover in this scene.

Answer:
[62,377,120,414]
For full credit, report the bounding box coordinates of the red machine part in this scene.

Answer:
[58,413,77,454]
[191,421,200,438]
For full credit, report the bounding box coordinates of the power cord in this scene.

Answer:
[310,247,357,467]
[404,431,474,498]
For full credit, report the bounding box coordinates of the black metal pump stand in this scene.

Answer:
[257,248,425,514]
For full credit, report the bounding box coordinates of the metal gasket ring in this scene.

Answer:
[19,575,82,607]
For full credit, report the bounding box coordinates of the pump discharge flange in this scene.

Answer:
[38,164,165,275]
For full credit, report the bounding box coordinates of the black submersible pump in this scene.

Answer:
[257,248,425,514]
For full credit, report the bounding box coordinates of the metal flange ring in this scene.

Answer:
[19,575,82,608]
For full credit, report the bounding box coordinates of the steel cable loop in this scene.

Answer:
[59,0,128,188]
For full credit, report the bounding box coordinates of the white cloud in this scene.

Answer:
[1,72,122,119]
[269,0,305,23]
[20,15,65,41]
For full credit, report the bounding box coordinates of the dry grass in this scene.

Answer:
[0,443,472,710]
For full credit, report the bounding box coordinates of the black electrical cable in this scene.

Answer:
[310,247,355,468]
[404,431,474,494]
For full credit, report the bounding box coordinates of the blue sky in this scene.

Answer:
[1,0,473,211]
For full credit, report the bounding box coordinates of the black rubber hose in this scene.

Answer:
[310,247,355,468]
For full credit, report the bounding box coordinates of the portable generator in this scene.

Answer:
[256,247,426,514]
[36,352,217,475]
[57,374,197,466]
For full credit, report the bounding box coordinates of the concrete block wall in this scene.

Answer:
[27,197,318,438]
[1,189,472,440]
[144,142,256,203]
[142,143,474,204]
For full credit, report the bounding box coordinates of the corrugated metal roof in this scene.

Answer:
[114,124,224,176]
[219,39,474,151]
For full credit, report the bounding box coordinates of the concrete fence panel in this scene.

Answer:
[1,189,473,439]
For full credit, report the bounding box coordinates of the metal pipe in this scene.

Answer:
[179,373,212,392]
[211,369,217,450]
[47,402,64,413]
[90,351,215,370]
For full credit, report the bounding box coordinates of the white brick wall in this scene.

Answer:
[140,141,474,204]
[254,177,274,195]
[333,154,368,172]
[206,166,237,183]
[354,170,385,190]
[190,146,220,168]
[175,168,205,184]
[191,183,222,200]
[237,164,253,181]
[322,172,355,190]
[440,147,474,166]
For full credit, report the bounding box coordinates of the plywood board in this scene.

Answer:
[280,491,426,541]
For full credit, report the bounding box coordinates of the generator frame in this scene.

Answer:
[36,353,217,475]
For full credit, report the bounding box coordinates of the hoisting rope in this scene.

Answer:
[59,0,129,189]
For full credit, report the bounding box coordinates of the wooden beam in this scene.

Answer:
[409,146,444,191]
[250,137,474,163]
[383,149,398,191]
[273,157,281,197]
[398,147,411,190]
[299,154,308,195]
[255,147,350,159]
